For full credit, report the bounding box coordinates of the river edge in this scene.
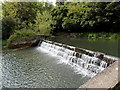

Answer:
[1,32,120,54]
[1,35,48,52]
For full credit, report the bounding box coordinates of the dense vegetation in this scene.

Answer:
[1,2,120,46]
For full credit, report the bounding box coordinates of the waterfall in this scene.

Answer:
[37,40,109,77]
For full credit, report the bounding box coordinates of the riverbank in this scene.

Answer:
[0,39,33,53]
[1,32,120,52]
[54,32,120,40]
[0,35,49,52]
[0,45,30,53]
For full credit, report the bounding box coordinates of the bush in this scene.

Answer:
[2,16,17,40]
[7,29,37,45]
[109,34,119,39]
[34,11,55,36]
[87,33,120,40]
[88,33,97,39]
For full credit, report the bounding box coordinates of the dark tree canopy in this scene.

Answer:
[2,2,120,40]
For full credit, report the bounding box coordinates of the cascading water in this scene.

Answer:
[37,40,109,77]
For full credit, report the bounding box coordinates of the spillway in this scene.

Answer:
[37,40,116,78]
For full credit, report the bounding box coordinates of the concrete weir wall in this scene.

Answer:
[43,40,119,89]
[79,60,119,89]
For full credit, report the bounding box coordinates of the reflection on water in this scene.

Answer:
[2,47,89,88]
[50,38,119,57]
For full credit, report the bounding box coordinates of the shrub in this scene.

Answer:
[2,16,17,40]
[87,33,120,40]
[34,11,55,36]
[88,33,97,39]
[109,34,119,39]
[7,29,37,45]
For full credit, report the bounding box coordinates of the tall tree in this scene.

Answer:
[51,2,68,33]
[34,11,55,35]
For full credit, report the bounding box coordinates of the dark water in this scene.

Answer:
[50,38,119,57]
[2,47,89,88]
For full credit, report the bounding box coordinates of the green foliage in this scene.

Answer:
[14,2,45,25]
[109,34,120,39]
[2,1,120,43]
[2,2,18,17]
[62,2,90,32]
[51,4,68,32]
[87,33,120,39]
[34,11,55,36]
[2,2,54,42]
[7,29,37,45]
[2,40,7,47]
[2,16,17,40]
[0,40,7,50]
[2,2,53,29]
[88,34,96,39]
[59,2,120,33]
[85,2,120,32]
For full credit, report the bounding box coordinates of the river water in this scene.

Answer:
[1,38,119,88]
[2,47,89,88]
[50,38,119,57]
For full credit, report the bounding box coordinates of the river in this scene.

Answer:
[50,38,119,57]
[1,38,119,88]
[2,47,89,88]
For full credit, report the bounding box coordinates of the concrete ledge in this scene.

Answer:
[79,60,119,89]
[44,40,118,65]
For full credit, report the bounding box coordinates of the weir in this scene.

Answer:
[37,40,118,78]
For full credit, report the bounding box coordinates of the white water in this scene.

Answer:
[37,40,108,78]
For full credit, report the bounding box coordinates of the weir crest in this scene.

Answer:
[37,40,117,78]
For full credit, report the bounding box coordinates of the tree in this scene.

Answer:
[62,2,93,32]
[2,2,52,27]
[85,2,120,32]
[2,16,17,40]
[34,11,55,35]
[51,3,68,32]
[104,2,120,32]
[62,2,120,33]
